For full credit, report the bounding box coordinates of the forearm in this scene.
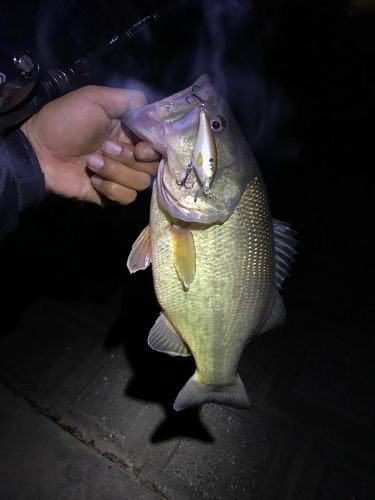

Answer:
[0,128,46,239]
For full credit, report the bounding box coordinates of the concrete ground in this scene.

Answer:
[0,188,374,500]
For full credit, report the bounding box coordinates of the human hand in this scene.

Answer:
[21,85,159,205]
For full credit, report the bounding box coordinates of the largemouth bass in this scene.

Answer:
[124,75,296,411]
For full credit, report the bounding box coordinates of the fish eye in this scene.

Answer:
[210,115,226,134]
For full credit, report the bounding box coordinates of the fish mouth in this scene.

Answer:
[124,75,226,223]
[123,74,250,224]
[123,74,211,154]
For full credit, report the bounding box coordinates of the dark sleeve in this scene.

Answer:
[0,128,45,239]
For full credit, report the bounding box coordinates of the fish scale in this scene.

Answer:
[150,175,274,386]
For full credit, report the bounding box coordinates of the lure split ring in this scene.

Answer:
[186,84,205,106]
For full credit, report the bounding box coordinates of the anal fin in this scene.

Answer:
[173,372,250,411]
[148,313,191,357]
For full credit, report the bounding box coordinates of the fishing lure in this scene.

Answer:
[178,86,218,199]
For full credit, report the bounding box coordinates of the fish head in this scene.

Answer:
[123,74,258,223]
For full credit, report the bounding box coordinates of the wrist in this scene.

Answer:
[21,115,53,192]
[2,127,46,211]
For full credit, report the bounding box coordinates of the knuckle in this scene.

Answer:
[108,182,121,194]
[119,144,134,162]
[103,160,116,176]
[79,84,100,98]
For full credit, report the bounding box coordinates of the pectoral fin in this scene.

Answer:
[170,225,196,290]
[127,226,151,273]
[148,313,191,357]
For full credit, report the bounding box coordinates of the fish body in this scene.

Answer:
[124,75,296,411]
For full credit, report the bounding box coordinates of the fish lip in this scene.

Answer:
[122,74,211,145]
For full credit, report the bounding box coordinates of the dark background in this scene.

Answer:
[0,0,373,339]
[0,0,374,415]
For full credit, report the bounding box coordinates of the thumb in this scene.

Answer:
[95,86,147,119]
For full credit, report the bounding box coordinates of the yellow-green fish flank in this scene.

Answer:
[150,176,274,386]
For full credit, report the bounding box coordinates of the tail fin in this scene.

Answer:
[173,372,250,412]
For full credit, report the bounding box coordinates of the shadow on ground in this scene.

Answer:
[105,272,214,443]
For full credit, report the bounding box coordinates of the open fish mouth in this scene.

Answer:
[123,74,255,224]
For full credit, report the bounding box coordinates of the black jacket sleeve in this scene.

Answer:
[0,128,45,239]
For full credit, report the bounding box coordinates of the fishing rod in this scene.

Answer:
[0,8,162,134]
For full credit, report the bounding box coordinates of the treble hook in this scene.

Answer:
[176,161,194,189]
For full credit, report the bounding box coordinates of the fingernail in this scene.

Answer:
[91,175,102,187]
[87,154,104,170]
[103,140,122,157]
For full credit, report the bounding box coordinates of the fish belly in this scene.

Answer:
[150,175,275,386]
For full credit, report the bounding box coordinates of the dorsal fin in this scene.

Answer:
[273,219,298,289]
